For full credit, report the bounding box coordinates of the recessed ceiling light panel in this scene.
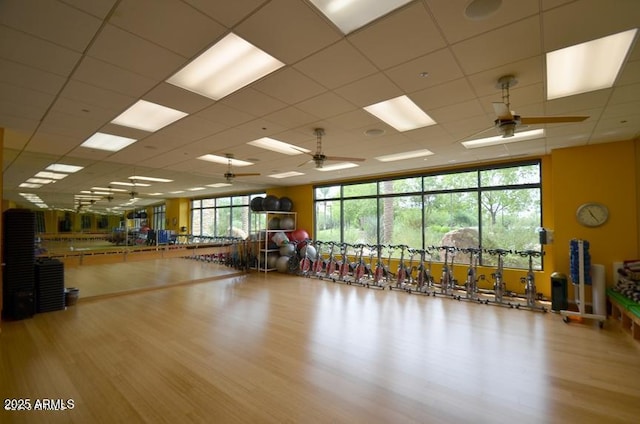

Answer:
[111,100,188,132]
[309,0,413,34]
[546,28,638,100]
[46,163,84,173]
[248,137,310,155]
[364,95,436,132]
[316,162,359,171]
[167,33,285,101]
[461,129,545,148]
[197,154,253,166]
[81,133,137,152]
[375,149,434,162]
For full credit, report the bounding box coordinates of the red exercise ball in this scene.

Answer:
[288,229,309,243]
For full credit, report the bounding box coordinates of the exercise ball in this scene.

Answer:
[289,229,310,243]
[268,217,281,230]
[250,196,264,211]
[263,195,279,211]
[279,243,296,257]
[280,216,295,230]
[267,252,279,269]
[300,244,317,259]
[276,256,290,273]
[271,232,289,247]
[279,196,293,212]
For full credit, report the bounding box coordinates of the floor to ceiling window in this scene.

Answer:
[191,193,265,238]
[314,161,542,270]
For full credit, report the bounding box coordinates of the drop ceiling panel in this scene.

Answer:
[427,0,540,44]
[253,68,327,105]
[86,24,185,80]
[618,60,640,86]
[384,48,464,94]
[144,83,215,114]
[0,58,67,96]
[0,0,102,52]
[294,40,378,89]
[428,99,485,124]
[295,92,358,119]
[110,0,226,57]
[24,132,86,156]
[183,0,264,28]
[411,78,476,111]
[60,80,136,113]
[451,16,541,75]
[72,56,158,97]
[348,2,446,70]
[195,103,254,128]
[61,0,117,18]
[263,106,318,129]
[466,56,544,98]
[0,26,81,76]
[221,88,287,117]
[235,0,341,64]
[334,73,403,107]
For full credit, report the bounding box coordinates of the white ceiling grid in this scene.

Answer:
[0,0,638,211]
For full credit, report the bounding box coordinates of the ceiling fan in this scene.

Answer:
[491,75,589,137]
[224,153,260,183]
[298,128,365,168]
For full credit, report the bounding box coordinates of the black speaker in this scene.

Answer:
[35,259,65,313]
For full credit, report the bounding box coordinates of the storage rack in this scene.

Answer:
[253,211,297,273]
[561,239,606,327]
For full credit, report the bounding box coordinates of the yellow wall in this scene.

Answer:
[551,140,637,289]
[166,198,189,233]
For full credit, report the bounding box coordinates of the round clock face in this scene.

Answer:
[576,202,609,227]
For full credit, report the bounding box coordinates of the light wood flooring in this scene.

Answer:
[1,259,640,424]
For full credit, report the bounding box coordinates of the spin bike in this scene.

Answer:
[438,246,457,297]
[391,245,410,290]
[321,241,339,281]
[298,238,314,277]
[515,249,546,312]
[351,243,369,286]
[460,247,484,302]
[408,247,434,295]
[371,244,390,289]
[311,240,326,277]
[484,248,512,306]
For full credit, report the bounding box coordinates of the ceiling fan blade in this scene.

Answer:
[298,158,313,167]
[520,115,589,125]
[324,156,366,162]
[492,102,513,120]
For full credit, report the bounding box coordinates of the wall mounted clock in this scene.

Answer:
[576,202,609,227]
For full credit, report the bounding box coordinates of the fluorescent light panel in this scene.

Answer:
[268,171,305,179]
[546,28,638,100]
[19,183,42,188]
[197,154,253,167]
[364,95,436,132]
[92,186,128,192]
[111,100,188,132]
[27,178,54,184]
[207,183,232,188]
[110,181,151,187]
[81,132,137,152]
[461,129,545,149]
[316,162,359,171]
[36,171,67,180]
[309,0,413,34]
[187,187,206,191]
[375,149,434,162]
[129,175,173,183]
[167,33,285,101]
[46,163,83,173]
[248,137,310,155]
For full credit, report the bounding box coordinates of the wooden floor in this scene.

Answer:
[1,260,640,424]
